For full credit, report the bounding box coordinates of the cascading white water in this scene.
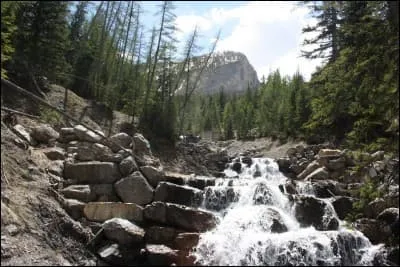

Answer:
[192,157,386,266]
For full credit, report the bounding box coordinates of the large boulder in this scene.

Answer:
[154,182,203,208]
[119,156,138,177]
[108,133,133,153]
[354,218,387,245]
[31,124,59,144]
[173,233,200,250]
[325,157,346,171]
[133,133,151,155]
[318,149,341,158]
[297,161,321,180]
[114,172,154,205]
[59,127,77,143]
[83,202,143,223]
[377,208,399,225]
[276,158,291,174]
[73,125,105,143]
[294,195,338,231]
[365,198,387,218]
[312,180,342,198]
[332,196,355,220]
[163,172,188,186]
[253,183,274,205]
[145,226,178,245]
[140,166,165,187]
[145,244,179,266]
[144,202,218,232]
[13,124,37,146]
[90,184,119,202]
[102,218,145,245]
[64,161,121,184]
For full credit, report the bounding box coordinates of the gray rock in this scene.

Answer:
[371,151,385,161]
[277,158,291,173]
[204,186,239,211]
[354,218,386,245]
[173,233,200,250]
[140,165,165,187]
[377,208,399,225]
[31,124,59,144]
[43,147,65,160]
[59,127,78,143]
[253,183,274,205]
[326,157,346,171]
[143,202,167,224]
[294,195,338,231]
[119,156,138,177]
[144,202,218,232]
[102,218,145,245]
[332,196,355,220]
[232,162,242,173]
[145,244,179,266]
[48,160,64,177]
[286,147,297,157]
[61,185,95,202]
[114,172,154,205]
[187,177,215,190]
[83,202,143,223]
[296,145,305,155]
[90,184,119,202]
[133,133,151,155]
[74,125,105,143]
[108,133,133,153]
[304,167,329,181]
[145,226,178,245]
[13,124,37,146]
[154,182,203,208]
[318,149,341,158]
[365,198,387,218]
[64,161,121,184]
[298,161,321,180]
[63,198,85,220]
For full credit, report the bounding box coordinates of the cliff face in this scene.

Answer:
[176,51,260,95]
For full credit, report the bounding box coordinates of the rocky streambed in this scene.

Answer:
[6,121,400,266]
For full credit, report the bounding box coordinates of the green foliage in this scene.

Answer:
[39,106,62,125]
[1,1,19,78]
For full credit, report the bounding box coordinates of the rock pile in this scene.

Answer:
[22,123,219,266]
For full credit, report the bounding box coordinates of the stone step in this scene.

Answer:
[154,182,203,208]
[64,161,121,184]
[143,201,218,232]
[84,202,143,223]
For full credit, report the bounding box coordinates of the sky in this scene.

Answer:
[84,1,323,82]
[139,1,323,81]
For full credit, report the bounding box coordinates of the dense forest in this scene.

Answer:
[1,1,398,153]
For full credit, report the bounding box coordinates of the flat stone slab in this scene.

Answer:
[154,182,203,207]
[84,202,143,223]
[64,161,121,184]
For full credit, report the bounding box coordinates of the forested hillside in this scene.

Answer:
[1,1,398,153]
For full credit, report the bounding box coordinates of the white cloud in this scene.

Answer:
[174,1,323,81]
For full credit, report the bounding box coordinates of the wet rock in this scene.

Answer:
[64,161,121,184]
[332,196,355,220]
[304,167,329,181]
[63,198,85,220]
[294,195,337,231]
[97,243,141,265]
[253,183,274,205]
[354,218,386,244]
[114,171,154,205]
[241,157,253,166]
[279,180,297,195]
[277,158,291,173]
[204,186,239,211]
[140,165,165,188]
[74,125,105,143]
[154,182,203,208]
[312,180,339,198]
[102,218,145,245]
[119,156,138,177]
[270,218,288,233]
[173,233,200,250]
[31,124,59,144]
[145,226,178,245]
[232,162,242,173]
[387,247,399,266]
[61,185,95,202]
[187,176,215,190]
[145,244,179,266]
[83,202,143,223]
[297,161,321,180]
[133,133,151,155]
[43,147,65,160]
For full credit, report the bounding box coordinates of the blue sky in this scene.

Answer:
[86,1,322,81]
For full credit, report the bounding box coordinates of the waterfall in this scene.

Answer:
[192,157,386,266]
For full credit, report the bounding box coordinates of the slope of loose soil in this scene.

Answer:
[1,118,96,266]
